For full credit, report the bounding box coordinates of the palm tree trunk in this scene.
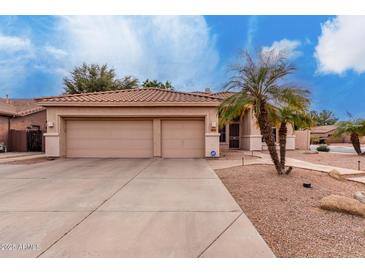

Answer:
[256,103,283,175]
[350,132,362,155]
[279,122,287,170]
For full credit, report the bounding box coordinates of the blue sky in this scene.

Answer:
[0,15,364,119]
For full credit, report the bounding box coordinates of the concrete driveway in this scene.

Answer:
[0,158,273,258]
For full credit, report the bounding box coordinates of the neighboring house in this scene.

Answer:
[194,91,297,151]
[36,88,301,159]
[311,124,365,144]
[0,97,46,152]
[36,88,221,158]
[310,125,338,144]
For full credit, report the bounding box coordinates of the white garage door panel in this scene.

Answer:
[162,120,205,158]
[66,120,153,158]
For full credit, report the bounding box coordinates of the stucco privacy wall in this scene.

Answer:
[44,106,220,158]
[285,123,296,150]
[295,129,310,150]
[240,108,262,151]
[240,107,296,151]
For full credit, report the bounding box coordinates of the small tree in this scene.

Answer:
[269,88,311,173]
[272,107,312,173]
[63,63,139,94]
[219,51,300,175]
[335,118,365,155]
[142,79,174,90]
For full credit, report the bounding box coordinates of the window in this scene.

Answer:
[272,127,277,142]
[261,127,277,142]
[219,125,226,143]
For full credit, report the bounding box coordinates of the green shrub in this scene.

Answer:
[317,145,330,152]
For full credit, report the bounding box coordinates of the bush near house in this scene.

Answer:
[317,145,330,152]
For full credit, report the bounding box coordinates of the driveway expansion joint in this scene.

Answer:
[197,212,243,258]
[36,159,156,258]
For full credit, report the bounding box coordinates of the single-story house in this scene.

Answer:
[311,124,365,144]
[0,97,46,152]
[310,125,338,144]
[36,88,221,158]
[36,88,300,158]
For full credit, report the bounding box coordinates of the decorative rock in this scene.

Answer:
[320,194,365,217]
[304,150,319,154]
[353,191,365,204]
[328,169,345,181]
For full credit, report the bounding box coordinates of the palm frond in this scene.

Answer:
[218,92,253,127]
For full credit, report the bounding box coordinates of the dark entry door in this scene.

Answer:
[229,123,240,148]
[27,130,43,152]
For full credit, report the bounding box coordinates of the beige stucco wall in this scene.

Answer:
[285,123,295,150]
[44,105,220,158]
[295,130,311,150]
[240,108,262,151]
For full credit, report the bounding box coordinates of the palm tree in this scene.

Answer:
[335,119,365,155]
[269,88,311,173]
[271,106,312,173]
[310,110,338,126]
[219,51,298,175]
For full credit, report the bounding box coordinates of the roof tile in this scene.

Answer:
[0,98,45,116]
[35,88,223,105]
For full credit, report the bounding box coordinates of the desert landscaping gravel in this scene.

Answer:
[272,150,365,171]
[216,165,365,257]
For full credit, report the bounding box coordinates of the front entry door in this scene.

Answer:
[229,123,240,149]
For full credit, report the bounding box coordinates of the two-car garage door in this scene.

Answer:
[66,119,204,158]
[66,120,154,158]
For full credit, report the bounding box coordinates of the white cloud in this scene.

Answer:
[0,16,220,96]
[0,35,31,52]
[44,45,68,59]
[56,16,220,90]
[245,16,258,51]
[315,16,365,74]
[262,39,302,60]
[0,34,34,93]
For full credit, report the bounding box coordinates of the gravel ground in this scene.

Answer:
[280,150,365,171]
[216,165,365,257]
[219,149,262,160]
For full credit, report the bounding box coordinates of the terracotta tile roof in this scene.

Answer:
[0,98,45,117]
[191,91,214,96]
[214,91,237,99]
[35,88,222,106]
[191,91,237,99]
[311,125,338,134]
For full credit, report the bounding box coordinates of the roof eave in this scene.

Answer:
[16,108,45,116]
[0,112,16,117]
[36,102,221,107]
